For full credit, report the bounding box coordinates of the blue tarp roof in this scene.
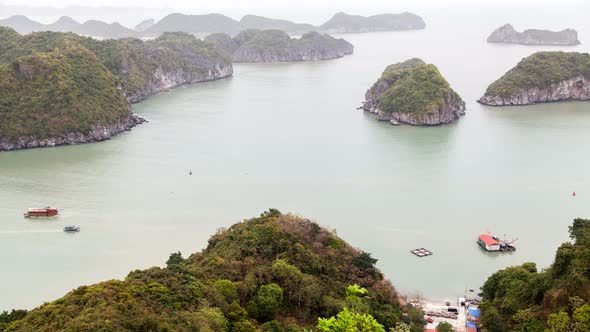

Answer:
[466,321,478,328]
[468,308,481,317]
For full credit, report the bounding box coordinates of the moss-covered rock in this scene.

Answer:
[479,51,590,106]
[362,58,465,126]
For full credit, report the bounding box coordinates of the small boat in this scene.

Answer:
[63,225,80,232]
[24,207,58,218]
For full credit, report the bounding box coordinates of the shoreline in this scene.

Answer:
[0,114,147,152]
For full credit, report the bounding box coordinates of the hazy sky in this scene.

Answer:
[2,0,585,8]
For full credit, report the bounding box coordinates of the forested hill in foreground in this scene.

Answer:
[0,210,426,332]
[0,27,232,151]
[479,218,590,332]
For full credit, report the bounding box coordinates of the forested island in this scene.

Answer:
[0,210,426,332]
[319,12,426,33]
[206,30,353,63]
[487,24,581,46]
[0,27,232,151]
[478,218,590,331]
[478,51,590,106]
[362,58,465,126]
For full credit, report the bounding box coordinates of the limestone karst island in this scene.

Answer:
[362,58,466,126]
[479,51,590,106]
[1,2,590,332]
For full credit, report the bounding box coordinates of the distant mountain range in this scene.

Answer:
[0,11,426,39]
[0,15,138,38]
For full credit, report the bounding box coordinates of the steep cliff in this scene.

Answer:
[363,58,465,126]
[206,30,353,63]
[115,32,233,103]
[479,51,590,106]
[487,24,580,46]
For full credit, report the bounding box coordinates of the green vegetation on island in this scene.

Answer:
[0,26,232,150]
[0,210,426,332]
[0,28,231,102]
[483,51,590,99]
[206,29,353,63]
[479,218,590,332]
[0,46,130,142]
[363,58,465,125]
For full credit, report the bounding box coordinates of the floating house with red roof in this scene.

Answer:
[477,234,500,251]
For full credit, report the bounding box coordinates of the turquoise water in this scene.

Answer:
[1,9,590,310]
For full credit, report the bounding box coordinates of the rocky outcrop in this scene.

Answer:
[479,76,590,106]
[362,58,465,126]
[478,51,590,106]
[206,30,353,63]
[0,114,146,151]
[125,63,233,103]
[487,24,580,46]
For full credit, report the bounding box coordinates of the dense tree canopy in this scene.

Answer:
[480,218,590,332]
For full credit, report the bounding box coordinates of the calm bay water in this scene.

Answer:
[1,9,590,310]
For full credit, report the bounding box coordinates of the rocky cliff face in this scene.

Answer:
[487,24,580,46]
[362,58,465,126]
[479,76,590,106]
[0,114,146,151]
[125,63,233,103]
[207,30,353,63]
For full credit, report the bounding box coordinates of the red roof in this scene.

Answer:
[479,234,499,246]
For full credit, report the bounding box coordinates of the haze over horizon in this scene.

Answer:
[1,0,588,26]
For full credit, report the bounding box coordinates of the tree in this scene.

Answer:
[271,259,303,305]
[436,321,453,332]
[345,284,369,313]
[572,304,590,331]
[569,218,590,244]
[546,311,570,332]
[390,321,411,332]
[317,308,385,332]
[352,252,378,270]
[165,251,183,268]
[256,283,284,321]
